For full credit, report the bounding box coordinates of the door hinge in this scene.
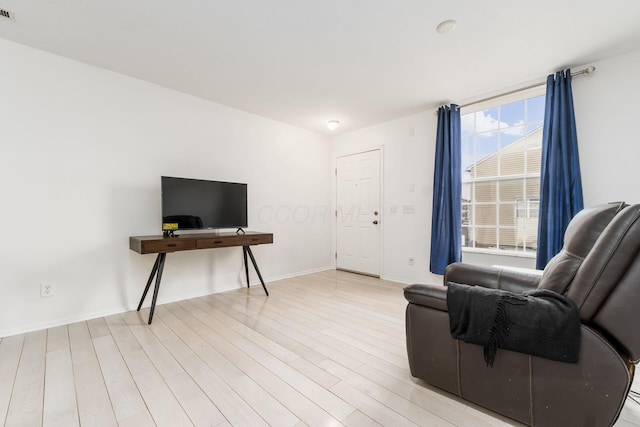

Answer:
[335,168,337,176]
[335,210,337,217]
[335,252,337,259]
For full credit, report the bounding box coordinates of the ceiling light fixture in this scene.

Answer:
[327,120,340,131]
[436,20,457,34]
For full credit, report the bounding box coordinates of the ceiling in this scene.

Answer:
[1,1,640,136]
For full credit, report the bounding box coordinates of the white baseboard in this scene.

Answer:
[0,306,139,339]
[254,266,333,284]
[380,275,440,287]
[0,266,334,338]
[380,275,412,285]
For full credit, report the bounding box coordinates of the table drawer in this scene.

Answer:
[197,236,241,249]
[238,234,273,245]
[142,239,196,253]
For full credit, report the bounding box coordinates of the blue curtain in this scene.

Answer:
[430,104,461,275]
[536,69,584,269]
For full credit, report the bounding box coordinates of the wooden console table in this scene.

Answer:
[129,231,273,324]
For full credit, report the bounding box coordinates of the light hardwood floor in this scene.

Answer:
[1,270,639,426]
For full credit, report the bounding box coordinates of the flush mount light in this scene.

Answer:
[327,120,340,131]
[436,20,457,34]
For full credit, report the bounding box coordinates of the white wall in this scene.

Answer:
[332,47,640,285]
[333,112,442,285]
[572,48,640,206]
[332,111,538,285]
[0,38,333,337]
[2,36,637,337]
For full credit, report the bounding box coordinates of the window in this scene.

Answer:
[516,198,539,218]
[461,92,545,255]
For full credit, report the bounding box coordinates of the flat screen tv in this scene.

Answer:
[161,176,247,233]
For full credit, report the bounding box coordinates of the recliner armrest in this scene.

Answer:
[404,284,448,311]
[445,262,542,293]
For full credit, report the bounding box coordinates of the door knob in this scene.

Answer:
[373,220,379,225]
[374,211,379,216]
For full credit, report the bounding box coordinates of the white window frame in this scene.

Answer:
[460,86,546,258]
[516,197,540,218]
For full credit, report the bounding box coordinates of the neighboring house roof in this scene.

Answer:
[465,127,543,173]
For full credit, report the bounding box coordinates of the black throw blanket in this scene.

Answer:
[447,282,580,366]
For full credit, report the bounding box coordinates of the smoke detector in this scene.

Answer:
[436,20,456,34]
[0,7,16,21]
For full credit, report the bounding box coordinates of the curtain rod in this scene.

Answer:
[454,66,596,111]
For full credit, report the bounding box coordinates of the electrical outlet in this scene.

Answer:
[408,257,414,266]
[40,283,55,298]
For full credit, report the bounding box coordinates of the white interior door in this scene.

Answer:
[336,150,381,276]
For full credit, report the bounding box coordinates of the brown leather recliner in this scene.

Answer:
[404,202,640,426]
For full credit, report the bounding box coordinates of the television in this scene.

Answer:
[161,176,248,233]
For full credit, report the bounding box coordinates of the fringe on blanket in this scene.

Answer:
[484,294,525,367]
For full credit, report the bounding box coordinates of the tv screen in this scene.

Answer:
[161,176,248,231]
